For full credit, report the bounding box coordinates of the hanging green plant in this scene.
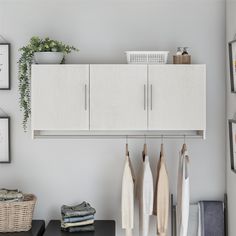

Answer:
[18,36,79,131]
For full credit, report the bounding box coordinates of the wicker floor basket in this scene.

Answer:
[0,194,36,232]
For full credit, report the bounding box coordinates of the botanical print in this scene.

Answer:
[0,45,9,88]
[0,119,9,162]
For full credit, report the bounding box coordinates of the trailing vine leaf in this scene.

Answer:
[18,37,79,131]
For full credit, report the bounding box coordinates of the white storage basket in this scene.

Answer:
[125,51,169,64]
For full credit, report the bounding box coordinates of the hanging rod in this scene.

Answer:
[32,130,205,139]
[33,134,203,139]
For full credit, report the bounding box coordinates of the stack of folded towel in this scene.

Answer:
[61,201,96,233]
[0,189,24,202]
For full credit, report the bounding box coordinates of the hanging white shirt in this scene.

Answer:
[122,155,135,236]
[176,149,190,236]
[138,155,154,236]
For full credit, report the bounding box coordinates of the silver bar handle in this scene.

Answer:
[144,84,146,110]
[150,84,153,110]
[85,84,87,111]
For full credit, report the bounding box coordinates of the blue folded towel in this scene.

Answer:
[63,215,94,223]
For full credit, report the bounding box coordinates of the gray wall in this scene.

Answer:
[226,1,236,235]
[0,0,226,235]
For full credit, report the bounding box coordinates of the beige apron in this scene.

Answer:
[154,146,169,236]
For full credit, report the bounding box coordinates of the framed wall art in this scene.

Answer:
[229,119,236,173]
[0,117,10,163]
[0,43,10,90]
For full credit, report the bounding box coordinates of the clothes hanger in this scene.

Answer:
[125,136,135,182]
[160,135,164,157]
[181,135,187,154]
[143,135,147,161]
[125,136,129,156]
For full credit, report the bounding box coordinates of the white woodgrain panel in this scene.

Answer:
[90,65,147,130]
[31,65,89,130]
[148,65,206,131]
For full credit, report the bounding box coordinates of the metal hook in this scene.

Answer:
[126,135,128,145]
[161,135,164,144]
[184,134,186,144]
[144,134,147,144]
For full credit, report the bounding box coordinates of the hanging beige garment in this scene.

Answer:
[122,155,135,236]
[153,152,169,236]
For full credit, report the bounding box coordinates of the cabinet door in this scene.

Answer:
[148,65,206,131]
[90,65,147,130]
[31,65,89,130]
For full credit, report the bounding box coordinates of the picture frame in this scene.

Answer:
[0,117,10,163]
[0,43,10,90]
[229,119,236,173]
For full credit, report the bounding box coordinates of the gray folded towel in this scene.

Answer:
[61,201,96,217]
[199,201,224,236]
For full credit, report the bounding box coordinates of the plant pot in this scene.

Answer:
[34,52,64,64]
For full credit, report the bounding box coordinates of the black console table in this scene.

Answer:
[44,220,115,236]
[0,220,45,236]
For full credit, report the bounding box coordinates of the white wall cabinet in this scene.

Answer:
[90,65,147,130]
[148,65,206,132]
[31,65,89,132]
[31,64,206,138]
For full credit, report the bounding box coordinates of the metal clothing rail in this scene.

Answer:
[33,134,203,139]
